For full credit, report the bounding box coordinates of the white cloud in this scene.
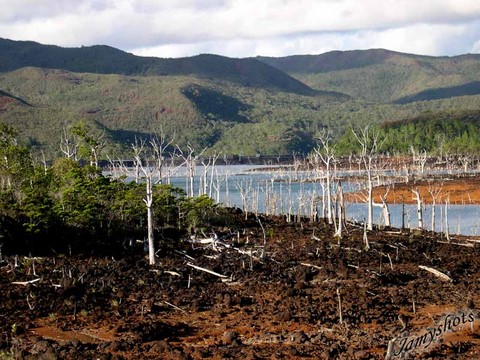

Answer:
[1,0,480,57]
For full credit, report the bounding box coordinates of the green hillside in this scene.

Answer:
[335,110,480,155]
[257,50,480,103]
[3,66,480,158]
[3,39,480,158]
[0,67,350,157]
[0,38,313,95]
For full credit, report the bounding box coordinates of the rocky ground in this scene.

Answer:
[1,213,480,359]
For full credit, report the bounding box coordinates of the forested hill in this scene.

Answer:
[0,38,312,95]
[3,38,480,158]
[257,50,480,103]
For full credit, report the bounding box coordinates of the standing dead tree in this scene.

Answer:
[376,186,391,228]
[60,124,78,160]
[71,122,107,169]
[459,155,471,174]
[236,180,253,220]
[410,146,428,176]
[131,139,156,265]
[427,182,443,233]
[312,130,337,224]
[176,144,207,197]
[129,134,174,266]
[150,130,174,185]
[334,181,345,239]
[412,188,423,230]
[352,125,385,231]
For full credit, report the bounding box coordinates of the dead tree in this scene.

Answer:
[412,188,423,230]
[445,196,450,241]
[352,125,385,231]
[60,125,79,160]
[334,182,344,239]
[132,139,156,265]
[410,146,428,176]
[376,186,391,227]
[150,130,174,184]
[71,122,107,169]
[460,155,471,174]
[236,180,253,220]
[312,131,337,224]
[427,182,443,233]
[177,144,206,197]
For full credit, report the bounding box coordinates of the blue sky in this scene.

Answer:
[2,0,480,58]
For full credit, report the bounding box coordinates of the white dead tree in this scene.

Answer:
[376,186,391,228]
[411,187,423,230]
[334,182,345,239]
[236,180,253,220]
[150,130,174,184]
[445,196,451,241]
[460,155,471,174]
[86,131,106,169]
[427,182,443,233]
[312,131,337,224]
[70,122,107,169]
[177,144,206,197]
[352,125,385,231]
[131,139,156,265]
[208,153,220,199]
[60,125,78,160]
[410,146,428,176]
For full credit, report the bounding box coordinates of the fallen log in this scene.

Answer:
[418,265,453,282]
[300,262,323,270]
[187,262,228,279]
[12,278,41,286]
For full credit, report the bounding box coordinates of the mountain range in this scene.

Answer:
[1,37,480,157]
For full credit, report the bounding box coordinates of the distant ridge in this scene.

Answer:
[0,38,313,95]
[257,49,438,73]
[257,49,480,102]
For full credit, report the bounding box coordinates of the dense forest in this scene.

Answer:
[335,110,480,155]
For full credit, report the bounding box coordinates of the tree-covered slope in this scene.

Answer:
[4,65,480,158]
[0,38,313,95]
[257,50,480,103]
[3,39,480,158]
[0,67,351,157]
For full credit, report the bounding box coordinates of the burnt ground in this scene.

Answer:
[1,215,480,359]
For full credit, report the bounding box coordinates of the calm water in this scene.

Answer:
[111,165,480,236]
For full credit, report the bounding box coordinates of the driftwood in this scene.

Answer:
[164,271,181,277]
[418,265,453,282]
[12,278,41,286]
[164,301,187,314]
[300,262,323,270]
[173,249,196,261]
[436,240,474,248]
[187,262,228,279]
[311,230,321,242]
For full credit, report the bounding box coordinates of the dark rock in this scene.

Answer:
[223,330,239,345]
[290,330,308,344]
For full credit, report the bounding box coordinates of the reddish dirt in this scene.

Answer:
[0,95,17,112]
[1,216,479,359]
[346,174,480,205]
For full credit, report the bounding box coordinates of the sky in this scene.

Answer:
[2,0,480,59]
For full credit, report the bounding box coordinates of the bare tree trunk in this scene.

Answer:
[335,182,344,240]
[144,176,155,265]
[445,197,450,241]
[367,170,374,230]
[412,188,423,229]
